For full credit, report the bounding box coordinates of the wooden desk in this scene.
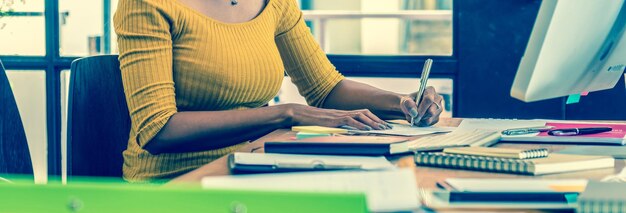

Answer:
[169,118,625,189]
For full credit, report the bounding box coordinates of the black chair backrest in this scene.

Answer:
[0,60,33,175]
[68,55,130,177]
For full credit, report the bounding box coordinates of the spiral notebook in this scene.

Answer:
[414,152,614,175]
[443,147,549,159]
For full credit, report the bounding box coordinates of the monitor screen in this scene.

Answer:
[511,0,626,102]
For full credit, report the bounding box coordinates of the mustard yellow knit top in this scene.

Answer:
[114,0,344,182]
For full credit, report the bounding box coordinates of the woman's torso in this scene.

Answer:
[171,0,284,111]
[117,0,290,181]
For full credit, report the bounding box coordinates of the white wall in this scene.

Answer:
[311,0,362,54]
[361,0,401,54]
[59,0,104,56]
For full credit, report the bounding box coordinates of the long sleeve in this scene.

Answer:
[275,0,345,107]
[117,0,346,182]
[114,0,177,147]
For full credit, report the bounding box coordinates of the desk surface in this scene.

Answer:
[169,118,626,188]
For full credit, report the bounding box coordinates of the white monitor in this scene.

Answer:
[511,0,626,102]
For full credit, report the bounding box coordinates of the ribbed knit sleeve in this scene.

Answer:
[114,0,178,147]
[275,0,345,107]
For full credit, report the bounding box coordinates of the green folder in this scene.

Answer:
[0,181,368,213]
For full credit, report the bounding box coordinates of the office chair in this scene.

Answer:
[68,55,130,177]
[0,60,33,176]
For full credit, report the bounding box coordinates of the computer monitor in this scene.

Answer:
[511,0,626,102]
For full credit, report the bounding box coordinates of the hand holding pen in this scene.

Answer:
[399,59,444,127]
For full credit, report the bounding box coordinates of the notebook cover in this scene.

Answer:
[443,178,587,193]
[228,153,394,174]
[445,191,575,203]
[0,180,368,213]
[419,189,578,210]
[265,136,409,156]
[502,122,626,145]
[556,145,626,159]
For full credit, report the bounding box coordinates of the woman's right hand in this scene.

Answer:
[280,103,392,130]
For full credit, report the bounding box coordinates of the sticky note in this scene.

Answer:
[291,126,347,134]
[296,132,331,139]
[549,184,586,193]
[387,119,410,125]
[566,94,581,104]
[580,91,589,96]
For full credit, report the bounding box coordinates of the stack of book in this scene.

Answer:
[420,178,587,210]
[577,181,626,213]
[414,147,614,175]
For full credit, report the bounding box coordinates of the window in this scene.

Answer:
[301,0,452,55]
[0,0,457,179]
[274,0,455,117]
[0,0,120,178]
[59,0,118,56]
[0,0,45,55]
[275,77,453,117]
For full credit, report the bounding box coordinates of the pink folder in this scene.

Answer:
[503,122,626,145]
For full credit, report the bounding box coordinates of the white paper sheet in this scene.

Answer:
[233,152,395,170]
[201,169,420,212]
[352,124,455,136]
[457,119,547,131]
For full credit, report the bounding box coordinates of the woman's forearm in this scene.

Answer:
[145,79,415,155]
[144,105,293,154]
[323,79,406,120]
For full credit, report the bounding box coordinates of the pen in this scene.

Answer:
[501,126,554,136]
[411,59,433,127]
[547,127,612,136]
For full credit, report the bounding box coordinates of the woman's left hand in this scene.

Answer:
[399,86,444,126]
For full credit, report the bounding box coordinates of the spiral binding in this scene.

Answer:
[518,148,549,159]
[414,152,533,175]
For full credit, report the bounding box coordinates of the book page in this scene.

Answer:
[353,124,455,136]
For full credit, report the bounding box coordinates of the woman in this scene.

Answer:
[114,0,443,182]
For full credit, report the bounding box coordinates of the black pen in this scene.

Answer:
[547,127,612,136]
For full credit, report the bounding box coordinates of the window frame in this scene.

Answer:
[0,0,459,177]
